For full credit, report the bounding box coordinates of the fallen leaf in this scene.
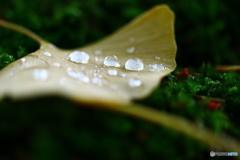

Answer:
[216,65,240,72]
[0,5,176,105]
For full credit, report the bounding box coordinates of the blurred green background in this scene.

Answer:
[0,0,240,160]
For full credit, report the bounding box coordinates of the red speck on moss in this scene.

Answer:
[207,101,221,110]
[179,68,189,77]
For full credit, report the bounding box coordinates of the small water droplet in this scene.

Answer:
[149,68,155,72]
[68,51,90,63]
[153,64,165,70]
[49,44,56,48]
[107,69,118,76]
[67,67,72,71]
[92,77,103,85]
[21,58,26,62]
[53,62,60,67]
[33,69,49,81]
[125,58,144,71]
[94,56,103,62]
[128,78,142,87]
[67,71,89,82]
[148,64,165,71]
[121,73,126,77]
[129,37,135,42]
[94,50,102,55]
[126,47,135,53]
[103,55,121,67]
[44,52,52,57]
[155,56,160,60]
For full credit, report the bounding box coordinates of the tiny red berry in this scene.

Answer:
[179,68,189,77]
[207,101,221,110]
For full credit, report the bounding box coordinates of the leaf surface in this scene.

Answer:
[0,5,176,105]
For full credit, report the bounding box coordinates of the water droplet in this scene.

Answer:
[68,51,90,63]
[21,58,26,62]
[121,73,126,77]
[94,50,102,55]
[103,55,121,67]
[44,52,52,57]
[92,77,103,85]
[129,37,135,42]
[33,69,49,81]
[155,56,160,60]
[67,67,72,71]
[126,47,135,53]
[148,64,165,71]
[53,62,60,67]
[67,71,89,82]
[153,64,165,70]
[128,78,142,87]
[107,69,118,76]
[94,56,103,62]
[49,44,56,48]
[125,58,144,71]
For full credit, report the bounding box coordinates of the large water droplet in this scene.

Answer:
[103,55,121,67]
[44,52,52,57]
[107,69,118,76]
[33,69,49,81]
[67,71,89,82]
[125,58,144,71]
[68,51,90,63]
[128,78,142,87]
[126,47,135,53]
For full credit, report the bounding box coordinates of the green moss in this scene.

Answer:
[0,0,240,160]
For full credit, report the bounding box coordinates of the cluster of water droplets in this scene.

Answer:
[33,68,49,81]
[28,45,168,89]
[64,50,146,88]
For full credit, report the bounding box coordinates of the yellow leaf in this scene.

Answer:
[0,5,176,105]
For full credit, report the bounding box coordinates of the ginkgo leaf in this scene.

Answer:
[0,5,176,105]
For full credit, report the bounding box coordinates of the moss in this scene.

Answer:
[0,0,240,160]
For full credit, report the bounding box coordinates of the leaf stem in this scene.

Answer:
[108,103,240,153]
[0,19,45,45]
